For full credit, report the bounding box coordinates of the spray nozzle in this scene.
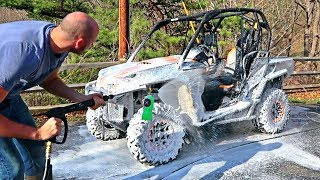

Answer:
[142,94,155,121]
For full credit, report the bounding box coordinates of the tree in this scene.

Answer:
[295,0,320,57]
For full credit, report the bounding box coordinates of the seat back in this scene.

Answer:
[235,28,261,77]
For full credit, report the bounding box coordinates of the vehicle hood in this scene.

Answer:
[96,56,181,94]
[98,56,180,78]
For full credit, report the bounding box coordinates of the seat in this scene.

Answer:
[237,29,260,75]
[226,47,237,75]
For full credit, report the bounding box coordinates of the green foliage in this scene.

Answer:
[136,30,186,60]
[0,0,94,20]
[59,69,100,84]
[139,48,166,60]
[289,96,320,104]
[130,10,152,46]
[218,40,230,46]
[86,6,119,59]
[247,1,254,8]
[183,0,210,10]
[219,16,241,36]
[214,16,241,55]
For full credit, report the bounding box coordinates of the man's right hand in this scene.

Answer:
[35,117,62,140]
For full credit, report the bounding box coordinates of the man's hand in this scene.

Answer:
[40,72,106,110]
[87,93,106,110]
[34,117,62,140]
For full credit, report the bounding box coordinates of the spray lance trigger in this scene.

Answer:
[142,94,154,121]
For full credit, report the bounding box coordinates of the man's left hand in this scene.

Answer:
[87,93,106,110]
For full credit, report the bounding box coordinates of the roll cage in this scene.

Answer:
[127,8,271,70]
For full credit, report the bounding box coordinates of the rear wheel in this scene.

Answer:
[253,88,290,133]
[126,103,185,166]
[86,108,124,141]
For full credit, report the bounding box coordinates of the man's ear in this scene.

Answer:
[74,38,85,48]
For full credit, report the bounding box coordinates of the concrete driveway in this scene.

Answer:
[51,104,320,179]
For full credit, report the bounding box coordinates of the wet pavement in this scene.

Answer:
[51,104,320,179]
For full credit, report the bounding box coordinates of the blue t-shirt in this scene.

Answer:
[0,21,68,99]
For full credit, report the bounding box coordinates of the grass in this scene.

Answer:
[288,90,320,104]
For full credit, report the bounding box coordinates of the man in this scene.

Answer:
[0,12,105,179]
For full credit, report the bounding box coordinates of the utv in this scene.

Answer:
[85,8,294,165]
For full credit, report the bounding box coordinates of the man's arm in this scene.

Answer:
[0,86,62,140]
[40,70,105,110]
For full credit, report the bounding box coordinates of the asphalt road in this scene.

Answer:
[51,104,320,180]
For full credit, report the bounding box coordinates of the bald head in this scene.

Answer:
[60,12,98,40]
[54,12,99,54]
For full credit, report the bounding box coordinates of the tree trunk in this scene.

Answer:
[286,4,299,56]
[304,0,312,56]
[310,1,320,56]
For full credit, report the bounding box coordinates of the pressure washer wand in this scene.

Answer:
[41,95,113,180]
[42,141,53,180]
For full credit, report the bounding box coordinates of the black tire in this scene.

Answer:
[253,88,290,133]
[86,108,124,141]
[126,103,185,166]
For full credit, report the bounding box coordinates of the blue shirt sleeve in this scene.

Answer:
[0,41,38,91]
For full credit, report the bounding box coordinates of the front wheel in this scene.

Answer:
[126,103,185,166]
[86,108,125,141]
[253,88,290,133]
